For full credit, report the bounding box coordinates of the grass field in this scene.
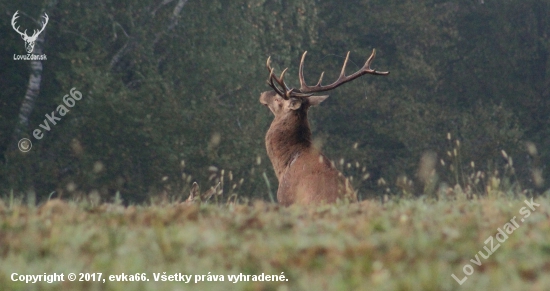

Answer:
[1,194,549,291]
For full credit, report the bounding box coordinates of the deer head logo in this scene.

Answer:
[11,11,49,54]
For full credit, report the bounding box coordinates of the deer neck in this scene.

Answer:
[265,111,312,179]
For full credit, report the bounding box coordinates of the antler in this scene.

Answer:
[266,50,389,98]
[298,49,389,94]
[34,13,49,38]
[11,11,49,39]
[266,57,312,99]
[11,11,27,37]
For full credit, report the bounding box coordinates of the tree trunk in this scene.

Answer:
[10,31,46,151]
[5,5,53,195]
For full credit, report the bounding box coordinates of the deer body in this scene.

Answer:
[261,92,354,205]
[260,50,388,206]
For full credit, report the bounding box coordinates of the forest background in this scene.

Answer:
[1,0,548,203]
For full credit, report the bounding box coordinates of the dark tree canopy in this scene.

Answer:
[1,0,548,203]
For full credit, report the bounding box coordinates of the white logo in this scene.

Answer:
[11,11,49,54]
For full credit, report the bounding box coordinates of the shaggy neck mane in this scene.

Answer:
[265,110,312,178]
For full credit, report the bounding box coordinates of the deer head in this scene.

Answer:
[11,11,49,53]
[260,49,389,206]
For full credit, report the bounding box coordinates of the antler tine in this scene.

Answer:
[267,64,292,99]
[298,51,327,91]
[277,69,301,99]
[35,13,49,35]
[298,51,308,90]
[11,11,19,25]
[363,49,389,76]
[266,56,286,98]
[365,49,376,70]
[338,51,351,79]
[278,68,288,88]
[315,72,324,87]
[42,13,49,25]
[266,56,273,73]
[267,68,285,98]
[11,11,25,36]
[277,68,293,99]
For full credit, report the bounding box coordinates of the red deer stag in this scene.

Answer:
[259,49,389,206]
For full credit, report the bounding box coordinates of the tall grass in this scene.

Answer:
[1,193,549,291]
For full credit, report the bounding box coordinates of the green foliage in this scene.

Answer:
[0,0,548,202]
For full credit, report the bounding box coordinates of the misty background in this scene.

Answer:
[1,0,548,203]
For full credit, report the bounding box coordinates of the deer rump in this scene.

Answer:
[260,49,389,206]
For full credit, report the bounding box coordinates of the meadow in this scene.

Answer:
[2,2,549,290]
[1,191,549,291]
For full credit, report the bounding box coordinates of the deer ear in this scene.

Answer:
[288,98,303,110]
[308,95,329,106]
